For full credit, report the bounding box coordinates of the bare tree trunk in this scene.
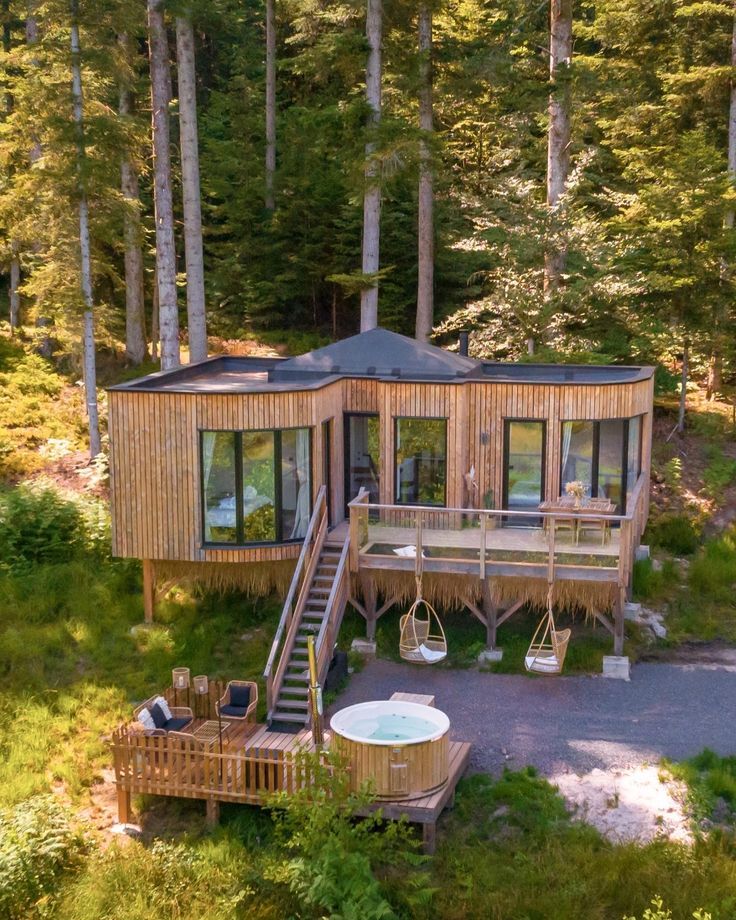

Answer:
[148,0,180,370]
[415,5,433,343]
[9,249,19,331]
[678,338,689,435]
[543,0,572,300]
[151,269,159,360]
[265,0,276,211]
[71,1,101,457]
[118,35,147,365]
[175,11,207,363]
[710,12,736,400]
[360,0,382,332]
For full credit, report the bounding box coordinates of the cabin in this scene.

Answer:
[108,328,653,722]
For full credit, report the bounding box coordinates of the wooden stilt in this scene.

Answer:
[481,580,498,649]
[117,788,132,824]
[364,579,377,640]
[142,559,155,624]
[206,797,220,827]
[422,821,436,854]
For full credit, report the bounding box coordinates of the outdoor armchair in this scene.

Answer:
[216,680,258,722]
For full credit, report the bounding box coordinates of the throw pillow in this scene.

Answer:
[137,707,155,731]
[150,702,168,729]
[153,695,173,721]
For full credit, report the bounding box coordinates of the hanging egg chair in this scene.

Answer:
[524,586,571,675]
[399,577,447,665]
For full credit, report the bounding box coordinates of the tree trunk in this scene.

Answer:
[148,0,180,370]
[415,5,433,343]
[175,11,207,363]
[678,339,689,435]
[151,270,159,361]
[543,0,572,299]
[265,0,276,211]
[9,247,19,331]
[118,35,147,366]
[360,0,382,332]
[71,1,101,457]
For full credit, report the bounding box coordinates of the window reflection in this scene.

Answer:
[202,431,237,544]
[395,418,447,505]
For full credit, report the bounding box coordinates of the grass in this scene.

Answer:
[669,749,736,828]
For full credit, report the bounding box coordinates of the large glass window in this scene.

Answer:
[561,421,594,497]
[202,431,238,544]
[597,420,625,509]
[504,420,545,513]
[345,414,380,509]
[560,418,640,513]
[201,428,311,545]
[395,418,447,505]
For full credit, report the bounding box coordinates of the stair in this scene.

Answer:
[271,547,344,727]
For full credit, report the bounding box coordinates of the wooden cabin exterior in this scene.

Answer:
[109,328,653,718]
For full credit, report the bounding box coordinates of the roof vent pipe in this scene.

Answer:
[458,330,470,357]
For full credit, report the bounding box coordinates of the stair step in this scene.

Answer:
[280,685,309,696]
[276,699,309,710]
[271,711,308,724]
[282,675,309,684]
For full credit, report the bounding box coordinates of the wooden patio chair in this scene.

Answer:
[133,695,194,736]
[577,501,614,546]
[216,680,258,723]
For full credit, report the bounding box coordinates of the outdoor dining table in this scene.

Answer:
[539,497,616,544]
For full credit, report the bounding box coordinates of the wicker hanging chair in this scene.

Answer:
[399,575,448,665]
[524,586,571,675]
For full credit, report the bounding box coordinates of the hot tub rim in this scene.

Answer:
[330,699,450,746]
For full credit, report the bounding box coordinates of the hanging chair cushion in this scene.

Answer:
[525,654,560,673]
[419,644,447,663]
[393,545,427,558]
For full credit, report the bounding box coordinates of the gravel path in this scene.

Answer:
[327,659,736,777]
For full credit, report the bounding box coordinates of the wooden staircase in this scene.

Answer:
[264,486,350,728]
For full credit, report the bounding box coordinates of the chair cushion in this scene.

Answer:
[164,716,192,732]
[150,702,168,729]
[229,684,251,708]
[220,704,248,718]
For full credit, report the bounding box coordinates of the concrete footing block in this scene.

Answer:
[602,655,631,681]
[351,638,376,658]
[624,602,642,621]
[478,648,503,664]
[635,545,651,561]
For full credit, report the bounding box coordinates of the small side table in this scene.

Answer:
[193,719,231,748]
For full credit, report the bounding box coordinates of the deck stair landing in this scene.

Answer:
[264,487,350,729]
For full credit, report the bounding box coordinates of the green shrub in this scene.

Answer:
[0,485,110,572]
[702,446,736,499]
[633,558,679,602]
[646,513,700,555]
[0,796,88,919]
[625,896,712,920]
[688,528,736,605]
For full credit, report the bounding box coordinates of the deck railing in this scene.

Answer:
[347,470,649,591]
[264,485,328,719]
[111,726,324,805]
[314,533,350,698]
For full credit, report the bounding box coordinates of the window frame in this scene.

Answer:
[393,415,449,508]
[560,417,641,514]
[199,426,313,548]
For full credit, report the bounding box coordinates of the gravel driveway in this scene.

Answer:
[327,659,736,776]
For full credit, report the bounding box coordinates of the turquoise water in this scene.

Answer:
[350,713,438,742]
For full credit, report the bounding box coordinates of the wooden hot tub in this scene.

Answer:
[330,700,450,800]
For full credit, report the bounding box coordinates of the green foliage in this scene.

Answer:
[702,446,736,499]
[624,896,712,920]
[0,796,88,919]
[0,484,109,572]
[632,558,680,604]
[646,513,701,555]
[268,751,428,919]
[687,527,736,606]
[670,748,736,827]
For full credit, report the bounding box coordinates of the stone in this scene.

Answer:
[350,638,376,658]
[602,656,631,681]
[652,558,663,572]
[110,823,142,838]
[650,619,667,640]
[478,648,503,664]
[624,602,642,621]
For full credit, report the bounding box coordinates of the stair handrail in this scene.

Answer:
[264,485,326,717]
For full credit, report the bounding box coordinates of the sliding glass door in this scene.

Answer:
[344,413,380,512]
[503,420,545,516]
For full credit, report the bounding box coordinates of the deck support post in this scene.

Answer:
[142,559,155,624]
[206,797,220,827]
[422,821,436,854]
[116,788,132,824]
[613,586,625,656]
[481,580,497,649]
[364,579,378,641]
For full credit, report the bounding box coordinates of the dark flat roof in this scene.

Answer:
[108,329,653,394]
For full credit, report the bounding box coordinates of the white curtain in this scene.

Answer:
[202,432,217,541]
[290,428,311,538]
[560,423,573,495]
